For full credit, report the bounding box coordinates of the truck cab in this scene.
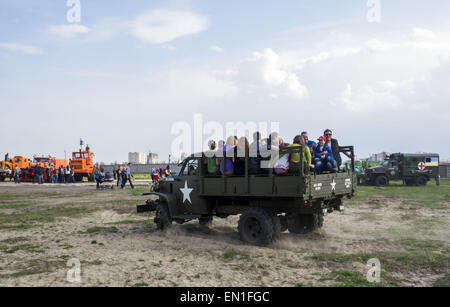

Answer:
[138,145,357,246]
[71,150,95,182]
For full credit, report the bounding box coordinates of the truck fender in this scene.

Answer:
[141,192,177,208]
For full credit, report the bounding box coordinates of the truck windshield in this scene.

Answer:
[73,153,81,159]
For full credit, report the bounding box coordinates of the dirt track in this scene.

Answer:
[0,182,448,287]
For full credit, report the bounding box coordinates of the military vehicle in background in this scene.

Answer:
[137,145,357,246]
[362,153,440,187]
[341,159,383,184]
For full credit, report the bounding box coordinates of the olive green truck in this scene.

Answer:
[362,153,440,187]
[137,146,357,246]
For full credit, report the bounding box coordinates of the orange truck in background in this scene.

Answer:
[0,156,31,181]
[32,156,69,169]
[71,149,95,182]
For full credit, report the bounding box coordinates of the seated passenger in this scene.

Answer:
[260,132,280,174]
[301,131,316,156]
[314,136,337,174]
[233,137,249,175]
[288,135,313,172]
[274,142,290,175]
[249,132,262,175]
[216,136,235,175]
[204,140,219,175]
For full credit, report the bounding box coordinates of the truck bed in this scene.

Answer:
[199,171,356,199]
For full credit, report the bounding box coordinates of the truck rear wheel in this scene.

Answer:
[74,174,83,182]
[238,208,275,246]
[154,202,172,231]
[199,216,213,227]
[415,176,427,186]
[287,214,323,234]
[375,175,388,187]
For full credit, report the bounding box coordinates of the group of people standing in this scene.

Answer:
[112,163,134,189]
[203,129,351,176]
[150,167,170,183]
[49,165,75,184]
[12,164,74,184]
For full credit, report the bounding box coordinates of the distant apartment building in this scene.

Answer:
[368,152,389,161]
[128,152,146,164]
[147,152,159,164]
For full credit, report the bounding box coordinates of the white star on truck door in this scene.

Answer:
[180,181,193,204]
[331,179,336,191]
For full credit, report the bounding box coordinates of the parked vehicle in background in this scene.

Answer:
[0,160,13,181]
[32,156,68,169]
[71,149,95,182]
[362,153,440,187]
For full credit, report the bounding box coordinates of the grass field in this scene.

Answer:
[0,179,448,287]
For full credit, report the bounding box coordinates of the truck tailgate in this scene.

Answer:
[305,172,356,199]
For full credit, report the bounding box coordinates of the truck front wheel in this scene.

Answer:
[375,175,388,187]
[238,208,276,246]
[415,176,428,186]
[154,202,172,231]
[287,213,323,234]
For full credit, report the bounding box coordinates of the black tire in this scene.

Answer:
[375,175,388,187]
[199,216,213,227]
[405,179,415,186]
[287,213,323,234]
[74,174,83,182]
[238,208,275,246]
[0,176,5,182]
[154,202,172,231]
[416,176,428,186]
[279,215,288,232]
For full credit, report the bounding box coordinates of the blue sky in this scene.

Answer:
[1,0,450,163]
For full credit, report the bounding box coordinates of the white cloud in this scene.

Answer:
[412,28,437,40]
[338,82,402,112]
[0,42,43,55]
[210,45,224,53]
[163,45,177,51]
[49,24,91,38]
[130,9,209,44]
[248,48,308,100]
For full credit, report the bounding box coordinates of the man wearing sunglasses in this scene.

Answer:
[323,129,352,168]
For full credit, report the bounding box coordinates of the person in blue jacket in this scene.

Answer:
[314,136,338,174]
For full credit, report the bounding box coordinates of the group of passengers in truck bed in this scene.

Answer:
[202,129,352,176]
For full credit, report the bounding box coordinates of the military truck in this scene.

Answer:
[137,145,357,246]
[362,153,440,187]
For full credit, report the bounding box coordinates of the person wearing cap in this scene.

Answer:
[314,136,337,174]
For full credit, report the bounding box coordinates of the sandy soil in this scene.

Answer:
[0,182,448,287]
